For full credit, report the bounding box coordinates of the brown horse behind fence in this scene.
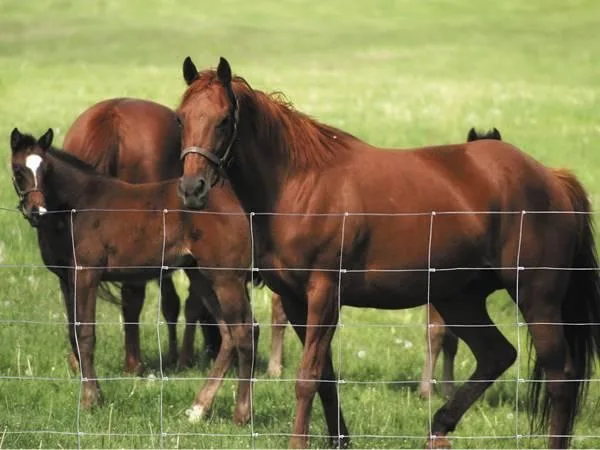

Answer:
[176,57,600,449]
[61,98,287,374]
[61,98,219,372]
[10,127,259,424]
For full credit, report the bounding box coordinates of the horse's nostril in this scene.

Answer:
[194,178,207,195]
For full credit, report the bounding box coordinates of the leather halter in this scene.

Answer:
[12,176,43,218]
[180,91,239,182]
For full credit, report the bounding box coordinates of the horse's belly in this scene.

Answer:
[341,269,479,309]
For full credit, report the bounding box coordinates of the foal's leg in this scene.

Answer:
[74,269,103,409]
[184,271,237,422]
[426,294,516,449]
[121,281,145,375]
[267,292,288,378]
[282,275,349,449]
[58,275,80,373]
[419,304,447,399]
[179,276,214,368]
[160,276,181,366]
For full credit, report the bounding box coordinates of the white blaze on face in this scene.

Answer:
[25,154,43,189]
[24,154,47,215]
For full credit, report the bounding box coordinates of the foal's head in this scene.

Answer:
[9,128,53,227]
[177,56,239,209]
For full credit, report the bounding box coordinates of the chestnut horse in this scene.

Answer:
[10,128,256,424]
[62,97,219,372]
[176,57,600,449]
[419,127,502,400]
[62,98,287,375]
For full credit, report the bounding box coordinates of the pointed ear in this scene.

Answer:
[183,56,199,86]
[466,127,477,142]
[10,127,22,151]
[491,127,502,140]
[217,57,232,86]
[38,128,54,150]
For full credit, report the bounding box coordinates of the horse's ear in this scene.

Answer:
[491,127,502,141]
[10,127,22,151]
[466,127,477,142]
[37,128,54,150]
[183,56,199,86]
[217,57,232,87]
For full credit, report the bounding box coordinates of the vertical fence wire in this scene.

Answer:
[69,209,82,450]
[515,210,526,448]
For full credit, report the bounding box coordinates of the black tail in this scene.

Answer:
[466,127,502,142]
[528,169,600,442]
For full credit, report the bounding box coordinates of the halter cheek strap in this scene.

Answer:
[180,92,239,181]
[12,176,43,215]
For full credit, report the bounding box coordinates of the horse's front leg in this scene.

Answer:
[57,273,80,373]
[288,274,345,449]
[267,292,287,378]
[74,268,102,409]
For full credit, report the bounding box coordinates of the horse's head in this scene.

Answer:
[9,128,53,227]
[177,56,239,209]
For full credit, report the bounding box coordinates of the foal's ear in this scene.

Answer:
[491,127,502,141]
[466,127,478,142]
[183,56,199,86]
[10,127,23,151]
[217,57,232,87]
[37,128,54,150]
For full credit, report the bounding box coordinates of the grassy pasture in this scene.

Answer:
[0,0,600,447]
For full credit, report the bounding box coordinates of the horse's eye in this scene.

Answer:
[175,116,183,129]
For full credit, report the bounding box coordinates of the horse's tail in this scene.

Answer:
[63,99,122,176]
[528,168,600,440]
[466,127,502,142]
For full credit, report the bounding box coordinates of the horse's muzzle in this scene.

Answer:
[178,175,209,210]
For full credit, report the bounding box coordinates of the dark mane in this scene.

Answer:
[182,70,359,169]
[48,147,108,177]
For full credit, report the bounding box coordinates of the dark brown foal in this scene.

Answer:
[10,128,256,424]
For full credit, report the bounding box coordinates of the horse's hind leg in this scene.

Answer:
[419,304,447,399]
[516,282,576,449]
[426,291,516,449]
[160,276,180,366]
[121,281,145,375]
[267,292,287,378]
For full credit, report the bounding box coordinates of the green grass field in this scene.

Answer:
[1,0,600,448]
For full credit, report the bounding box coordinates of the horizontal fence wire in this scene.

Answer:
[2,206,600,447]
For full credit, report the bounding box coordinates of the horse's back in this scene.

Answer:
[63,98,181,182]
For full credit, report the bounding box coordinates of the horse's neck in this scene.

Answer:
[47,153,103,210]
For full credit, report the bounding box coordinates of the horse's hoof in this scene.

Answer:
[176,355,194,370]
[233,408,250,426]
[124,360,144,376]
[68,353,79,373]
[266,363,282,378]
[418,385,433,400]
[185,404,207,423]
[425,434,451,449]
[81,386,102,410]
[330,435,351,449]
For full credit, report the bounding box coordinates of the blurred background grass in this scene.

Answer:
[0,0,599,447]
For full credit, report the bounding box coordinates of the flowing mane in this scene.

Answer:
[181,70,360,170]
